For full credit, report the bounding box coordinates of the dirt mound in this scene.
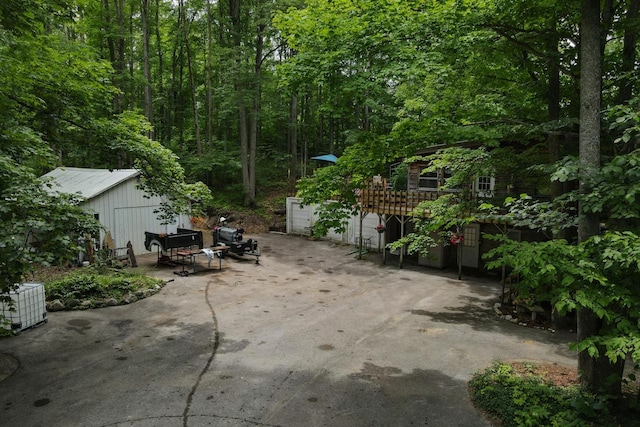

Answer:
[197,191,287,235]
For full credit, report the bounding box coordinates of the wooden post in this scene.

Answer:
[382,216,388,265]
[127,241,138,267]
[358,210,364,260]
[457,240,463,280]
[85,234,95,264]
[399,216,405,269]
[377,214,382,253]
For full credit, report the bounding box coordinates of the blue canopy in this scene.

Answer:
[310,154,338,163]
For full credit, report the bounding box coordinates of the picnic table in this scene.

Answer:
[173,246,228,276]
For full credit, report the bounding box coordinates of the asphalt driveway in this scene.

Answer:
[0,233,576,426]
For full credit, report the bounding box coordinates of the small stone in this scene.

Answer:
[505,315,512,321]
[81,300,92,308]
[142,289,153,297]
[49,299,65,311]
[510,318,519,324]
[153,284,161,291]
[134,290,144,297]
[494,302,502,309]
[122,293,137,304]
[106,298,119,306]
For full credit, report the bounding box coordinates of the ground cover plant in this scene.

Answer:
[42,267,165,310]
[469,361,640,427]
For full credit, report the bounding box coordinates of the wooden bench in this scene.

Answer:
[516,303,546,321]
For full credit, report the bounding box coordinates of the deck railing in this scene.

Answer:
[358,186,439,216]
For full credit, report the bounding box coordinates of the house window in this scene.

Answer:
[441,168,462,192]
[419,171,439,190]
[474,176,495,197]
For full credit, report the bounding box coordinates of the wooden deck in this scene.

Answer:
[358,187,439,216]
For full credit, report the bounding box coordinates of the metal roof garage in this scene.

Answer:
[42,167,189,254]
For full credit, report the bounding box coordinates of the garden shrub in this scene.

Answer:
[469,362,594,427]
[45,269,164,307]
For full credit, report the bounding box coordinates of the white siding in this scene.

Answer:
[287,198,313,236]
[418,232,447,269]
[82,177,188,254]
[286,197,385,249]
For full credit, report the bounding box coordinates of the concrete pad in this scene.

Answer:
[0,233,576,426]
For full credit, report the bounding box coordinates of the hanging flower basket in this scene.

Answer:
[450,233,464,245]
[375,224,386,234]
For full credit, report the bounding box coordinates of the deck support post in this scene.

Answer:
[399,216,405,268]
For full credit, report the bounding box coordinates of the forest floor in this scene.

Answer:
[194,189,288,235]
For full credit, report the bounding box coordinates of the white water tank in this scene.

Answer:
[1,283,47,333]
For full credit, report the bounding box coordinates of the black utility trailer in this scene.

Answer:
[144,228,204,264]
[211,222,260,264]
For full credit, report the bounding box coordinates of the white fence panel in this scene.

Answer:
[287,197,384,247]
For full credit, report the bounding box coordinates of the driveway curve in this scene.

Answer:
[0,233,576,426]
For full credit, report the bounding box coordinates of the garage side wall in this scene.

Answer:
[286,197,384,248]
[83,178,189,254]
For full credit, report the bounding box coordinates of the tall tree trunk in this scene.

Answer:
[329,115,334,154]
[128,1,135,110]
[616,0,639,154]
[618,0,639,103]
[247,20,265,206]
[141,0,153,139]
[229,0,251,205]
[180,0,201,155]
[115,0,126,113]
[577,0,625,395]
[317,86,324,153]
[289,94,298,180]
[547,23,562,200]
[172,6,186,148]
[239,99,250,203]
[154,0,166,143]
[103,0,115,68]
[103,0,125,113]
[206,0,215,149]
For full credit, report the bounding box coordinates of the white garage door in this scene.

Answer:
[287,198,312,235]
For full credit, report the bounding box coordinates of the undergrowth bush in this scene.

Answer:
[45,269,164,307]
[469,362,640,427]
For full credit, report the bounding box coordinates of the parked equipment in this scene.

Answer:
[211,217,260,264]
[144,228,204,254]
[144,228,204,266]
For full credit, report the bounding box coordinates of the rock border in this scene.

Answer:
[493,302,556,333]
[46,283,165,311]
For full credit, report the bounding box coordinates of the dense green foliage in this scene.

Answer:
[0,0,213,297]
[469,362,640,427]
[296,133,395,236]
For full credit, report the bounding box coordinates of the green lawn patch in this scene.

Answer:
[469,361,640,427]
